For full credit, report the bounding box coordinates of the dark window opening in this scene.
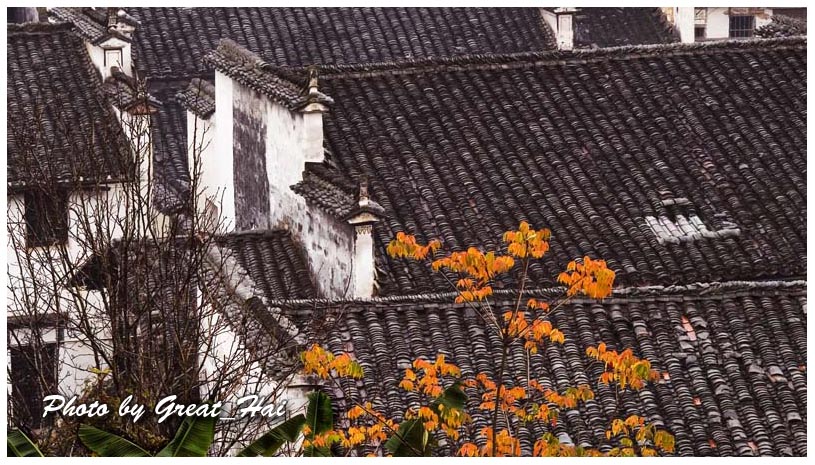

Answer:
[25,189,68,248]
[729,15,755,38]
[68,252,118,291]
[695,26,706,40]
[10,343,58,429]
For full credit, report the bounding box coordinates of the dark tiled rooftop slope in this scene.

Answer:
[147,83,192,213]
[176,78,216,119]
[291,167,358,219]
[7,23,132,185]
[49,7,110,43]
[574,7,678,48]
[129,7,556,78]
[117,7,556,212]
[218,230,316,301]
[312,39,807,294]
[282,281,807,456]
[756,14,808,39]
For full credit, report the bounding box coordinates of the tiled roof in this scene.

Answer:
[756,15,807,39]
[50,7,137,45]
[176,78,216,119]
[121,7,675,215]
[303,38,806,294]
[49,7,110,43]
[291,167,358,218]
[574,7,678,48]
[128,7,557,79]
[217,230,316,301]
[7,22,133,186]
[203,39,333,111]
[279,280,807,456]
[147,82,192,213]
[128,7,555,214]
[102,67,162,113]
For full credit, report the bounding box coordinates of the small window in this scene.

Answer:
[25,189,69,248]
[729,15,755,38]
[10,343,58,429]
[695,26,706,40]
[104,48,123,68]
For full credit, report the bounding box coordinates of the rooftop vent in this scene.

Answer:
[645,198,740,244]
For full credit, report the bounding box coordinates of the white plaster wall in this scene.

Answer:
[700,8,773,40]
[263,176,355,298]
[187,111,220,230]
[7,186,126,311]
[675,7,695,43]
[229,82,355,298]
[59,290,111,395]
[7,186,125,397]
[706,8,733,39]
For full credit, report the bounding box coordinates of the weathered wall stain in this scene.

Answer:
[233,104,270,230]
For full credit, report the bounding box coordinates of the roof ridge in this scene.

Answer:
[203,38,333,111]
[7,22,74,35]
[217,228,293,240]
[267,279,807,306]
[280,36,806,80]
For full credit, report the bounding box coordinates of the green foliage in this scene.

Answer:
[79,413,216,457]
[432,382,467,412]
[154,414,217,457]
[71,395,339,458]
[7,429,44,457]
[305,391,334,457]
[385,382,466,457]
[237,414,306,457]
[78,425,150,457]
[384,419,433,457]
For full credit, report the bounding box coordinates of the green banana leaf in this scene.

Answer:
[384,419,432,457]
[236,414,306,457]
[155,413,217,457]
[7,429,44,457]
[385,383,466,457]
[432,382,467,412]
[304,391,334,457]
[306,391,333,436]
[78,425,150,457]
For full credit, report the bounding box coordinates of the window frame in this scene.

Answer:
[729,14,756,39]
[8,324,60,430]
[103,47,124,69]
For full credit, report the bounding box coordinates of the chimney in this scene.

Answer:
[79,8,138,79]
[675,7,696,43]
[554,7,577,51]
[345,178,385,298]
[8,7,38,23]
[301,67,329,165]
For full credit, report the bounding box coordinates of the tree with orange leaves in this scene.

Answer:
[292,222,674,457]
[383,222,675,457]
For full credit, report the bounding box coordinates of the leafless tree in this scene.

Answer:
[7,78,310,456]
